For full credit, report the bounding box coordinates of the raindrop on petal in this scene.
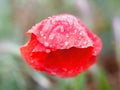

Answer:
[66,34,69,38]
[49,34,55,40]
[62,68,67,71]
[51,72,57,75]
[44,42,49,47]
[40,32,44,36]
[60,26,64,32]
[45,49,51,53]
[65,41,69,46]
[49,44,53,47]
[30,60,34,63]
[83,41,87,45]
[43,36,47,39]
[79,32,83,35]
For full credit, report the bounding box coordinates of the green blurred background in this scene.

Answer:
[0,0,120,90]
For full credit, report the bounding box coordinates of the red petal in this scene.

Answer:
[86,29,102,55]
[20,34,37,63]
[20,34,46,70]
[30,47,93,78]
[77,20,102,55]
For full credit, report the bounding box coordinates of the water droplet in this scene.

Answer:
[40,32,44,36]
[60,26,64,32]
[94,51,97,55]
[49,44,53,47]
[62,68,67,71]
[65,41,69,46]
[44,42,49,47]
[68,70,73,74]
[66,34,69,38]
[74,29,77,33]
[43,36,46,39]
[30,60,34,63]
[51,72,57,75]
[79,26,84,30]
[79,32,82,35]
[81,45,86,48]
[49,34,54,40]
[45,49,51,53]
[80,67,83,71]
[83,41,87,45]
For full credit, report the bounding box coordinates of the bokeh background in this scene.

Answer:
[0,0,120,90]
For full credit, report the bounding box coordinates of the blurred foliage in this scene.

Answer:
[0,0,120,90]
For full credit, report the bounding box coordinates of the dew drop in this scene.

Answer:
[81,45,86,48]
[49,44,53,47]
[66,34,69,38]
[79,26,84,31]
[43,36,46,39]
[49,34,54,40]
[30,60,34,63]
[74,29,77,33]
[51,72,57,75]
[44,42,49,47]
[62,68,67,71]
[79,32,82,35]
[60,26,64,32]
[65,41,69,46]
[40,32,44,36]
[94,51,97,55]
[45,49,51,53]
[68,70,73,74]
[83,41,87,45]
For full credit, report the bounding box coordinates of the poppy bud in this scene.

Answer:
[20,14,102,78]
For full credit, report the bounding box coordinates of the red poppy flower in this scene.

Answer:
[20,14,102,78]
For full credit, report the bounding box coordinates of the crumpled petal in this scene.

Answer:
[20,34,47,71]
[20,14,102,78]
[27,14,93,50]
